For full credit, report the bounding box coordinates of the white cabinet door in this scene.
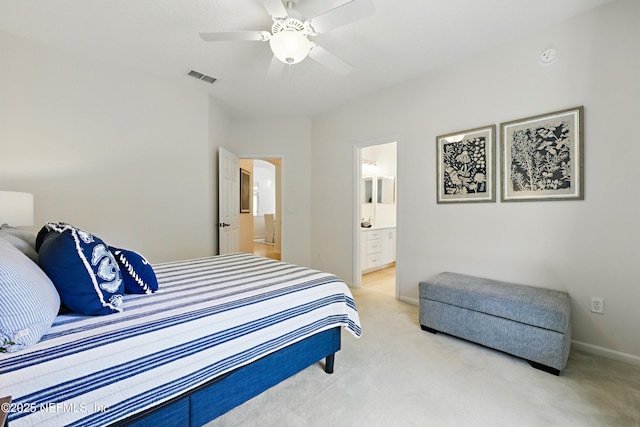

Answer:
[360,232,368,269]
[386,229,396,263]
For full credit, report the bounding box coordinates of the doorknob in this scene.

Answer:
[218,222,231,228]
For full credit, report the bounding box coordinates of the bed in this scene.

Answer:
[0,251,361,426]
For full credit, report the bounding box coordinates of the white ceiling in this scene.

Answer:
[0,0,615,118]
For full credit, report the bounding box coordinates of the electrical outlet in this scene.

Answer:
[591,297,604,314]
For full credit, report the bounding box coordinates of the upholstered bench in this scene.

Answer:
[419,272,571,375]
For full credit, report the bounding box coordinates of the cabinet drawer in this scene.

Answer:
[367,254,382,267]
[367,239,382,254]
[366,230,382,240]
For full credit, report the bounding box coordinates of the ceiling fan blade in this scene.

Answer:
[199,31,270,42]
[267,55,285,79]
[307,0,375,34]
[308,44,353,75]
[261,0,288,19]
[294,0,352,20]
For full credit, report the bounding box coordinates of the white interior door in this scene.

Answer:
[218,147,240,254]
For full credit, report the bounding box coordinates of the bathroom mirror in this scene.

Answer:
[362,178,373,204]
[377,176,395,204]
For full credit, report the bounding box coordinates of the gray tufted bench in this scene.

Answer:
[419,272,571,375]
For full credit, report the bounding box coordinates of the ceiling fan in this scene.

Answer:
[199,0,374,77]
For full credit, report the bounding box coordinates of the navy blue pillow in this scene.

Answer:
[109,247,158,294]
[37,222,124,315]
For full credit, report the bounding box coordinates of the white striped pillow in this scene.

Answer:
[0,239,60,353]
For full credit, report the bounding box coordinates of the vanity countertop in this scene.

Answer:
[361,224,396,230]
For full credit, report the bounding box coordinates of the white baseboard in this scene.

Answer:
[398,296,418,306]
[571,340,640,367]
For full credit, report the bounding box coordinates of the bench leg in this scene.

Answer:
[420,325,438,334]
[528,360,560,376]
[421,325,561,376]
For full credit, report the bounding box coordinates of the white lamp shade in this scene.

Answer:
[0,191,34,226]
[269,30,312,64]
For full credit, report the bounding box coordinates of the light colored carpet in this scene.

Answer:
[206,287,640,427]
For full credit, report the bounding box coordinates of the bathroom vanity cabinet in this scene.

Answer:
[361,227,396,273]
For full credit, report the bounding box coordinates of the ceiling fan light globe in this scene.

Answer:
[269,30,312,64]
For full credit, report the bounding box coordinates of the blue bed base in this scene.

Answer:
[112,327,342,427]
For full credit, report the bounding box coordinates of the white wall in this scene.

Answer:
[311,0,640,361]
[227,117,312,267]
[0,30,216,263]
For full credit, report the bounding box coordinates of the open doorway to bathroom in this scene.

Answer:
[237,158,281,261]
[357,141,397,297]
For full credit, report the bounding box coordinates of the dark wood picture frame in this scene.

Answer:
[240,168,251,213]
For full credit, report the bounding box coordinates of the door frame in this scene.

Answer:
[353,136,399,294]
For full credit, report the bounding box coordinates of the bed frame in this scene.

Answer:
[113,327,341,426]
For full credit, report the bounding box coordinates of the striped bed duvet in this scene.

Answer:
[1,253,362,426]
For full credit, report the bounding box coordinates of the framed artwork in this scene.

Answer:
[436,125,496,203]
[240,168,251,213]
[500,106,583,202]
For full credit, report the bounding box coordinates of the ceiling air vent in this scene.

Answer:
[188,70,217,84]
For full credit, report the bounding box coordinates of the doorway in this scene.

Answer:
[235,157,281,260]
[251,159,281,260]
[355,141,397,297]
[218,149,283,259]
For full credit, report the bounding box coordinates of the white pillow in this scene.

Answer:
[0,239,60,353]
[0,230,38,262]
[0,224,37,248]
